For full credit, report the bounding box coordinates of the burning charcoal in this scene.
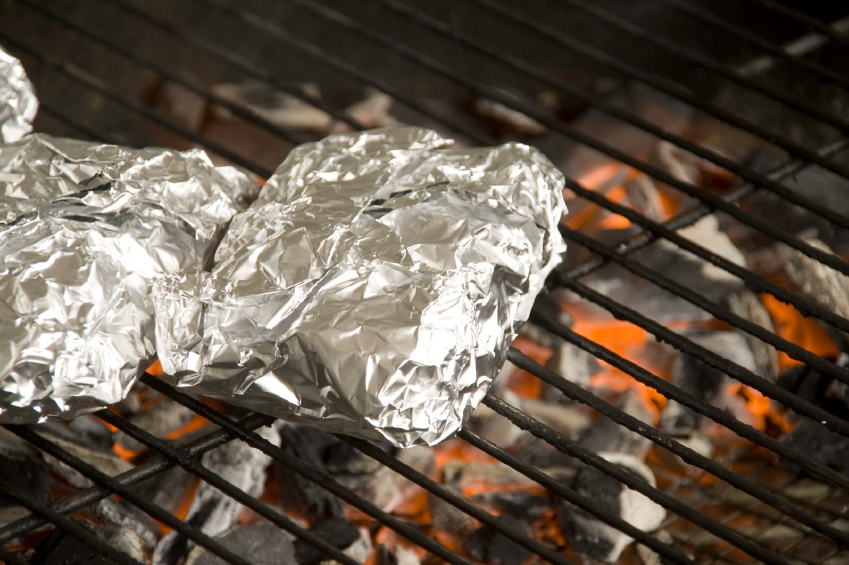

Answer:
[131,464,196,515]
[470,491,552,521]
[781,419,849,476]
[462,514,533,565]
[726,290,780,381]
[184,524,296,565]
[374,544,421,565]
[559,453,665,563]
[470,399,527,449]
[782,238,849,349]
[580,216,745,322]
[658,331,757,433]
[293,518,359,565]
[34,430,133,490]
[0,451,52,528]
[778,357,849,418]
[275,424,345,522]
[114,398,195,452]
[428,486,475,536]
[65,416,115,452]
[31,520,112,565]
[103,528,147,564]
[545,341,602,391]
[152,425,280,565]
[31,520,143,565]
[91,496,161,551]
[635,530,690,565]
[370,446,435,513]
[443,460,538,493]
[345,88,399,129]
[579,389,654,460]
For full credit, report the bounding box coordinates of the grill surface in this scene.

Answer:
[2,1,849,564]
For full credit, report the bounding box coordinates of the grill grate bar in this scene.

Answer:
[0,478,145,565]
[137,374,480,565]
[0,413,272,545]
[0,545,30,565]
[551,278,849,438]
[503,350,849,546]
[243,0,849,278]
[561,225,849,385]
[373,0,849,234]
[656,0,849,88]
[748,0,849,47]
[482,392,792,565]
[4,424,268,565]
[467,0,849,180]
[91,411,362,565]
[528,311,849,491]
[0,31,275,177]
[105,0,367,132]
[20,0,306,147]
[545,0,849,132]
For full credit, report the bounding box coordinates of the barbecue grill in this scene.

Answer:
[2,1,849,564]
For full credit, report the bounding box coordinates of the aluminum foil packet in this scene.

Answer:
[154,127,567,446]
[0,133,257,423]
[0,45,37,144]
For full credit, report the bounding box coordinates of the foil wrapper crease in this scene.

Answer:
[154,127,566,446]
[0,133,257,423]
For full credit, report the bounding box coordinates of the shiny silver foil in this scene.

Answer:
[0,133,257,423]
[155,127,567,446]
[0,45,37,144]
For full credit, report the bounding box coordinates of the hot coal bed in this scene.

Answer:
[2,1,849,565]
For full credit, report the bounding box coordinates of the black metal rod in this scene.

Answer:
[466,0,849,181]
[375,0,849,233]
[0,478,144,565]
[0,31,275,178]
[656,0,849,90]
[20,0,306,147]
[194,0,495,147]
[37,103,102,141]
[560,175,849,337]
[139,374,478,565]
[561,225,849,385]
[340,436,580,565]
[0,413,271,545]
[4,425,266,565]
[528,309,849,492]
[91,411,362,565]
[545,0,849,132]
[747,0,849,46]
[503,351,849,546]
[267,0,849,278]
[104,0,366,132]
[482,393,792,565]
[555,276,849,439]
[454,429,699,565]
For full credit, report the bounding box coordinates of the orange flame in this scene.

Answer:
[761,293,839,371]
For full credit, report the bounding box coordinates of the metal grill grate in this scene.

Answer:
[2,1,849,564]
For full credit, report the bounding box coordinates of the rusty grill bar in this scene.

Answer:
[2,1,849,564]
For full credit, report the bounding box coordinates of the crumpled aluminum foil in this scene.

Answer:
[0,133,257,423]
[0,45,38,144]
[155,127,566,446]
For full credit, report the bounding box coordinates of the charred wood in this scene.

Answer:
[558,453,665,563]
[185,524,296,565]
[461,514,533,565]
[726,290,780,381]
[114,398,195,452]
[152,425,280,565]
[293,518,359,565]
